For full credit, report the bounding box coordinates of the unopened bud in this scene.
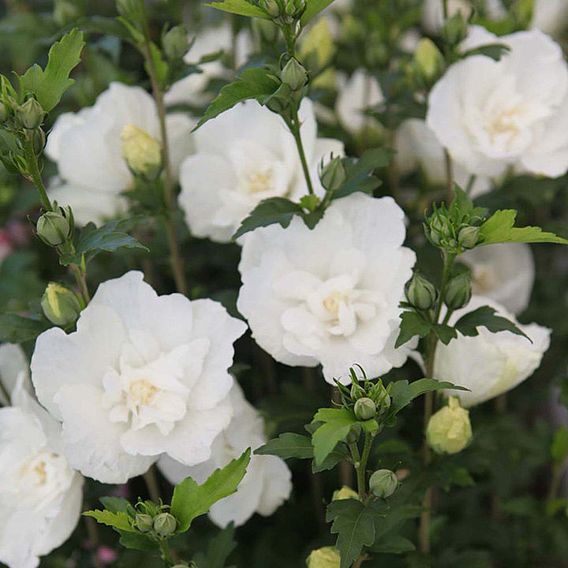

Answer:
[306,546,340,568]
[332,486,359,501]
[320,157,346,193]
[458,226,480,250]
[17,98,45,130]
[261,0,281,17]
[163,26,188,60]
[350,382,365,400]
[444,271,472,310]
[0,102,8,123]
[427,396,472,455]
[405,273,437,310]
[153,512,177,537]
[36,207,72,247]
[281,58,308,91]
[134,513,154,533]
[32,128,46,155]
[414,38,443,81]
[354,397,376,421]
[444,12,468,46]
[369,469,398,498]
[53,0,81,25]
[41,283,82,326]
[121,124,162,179]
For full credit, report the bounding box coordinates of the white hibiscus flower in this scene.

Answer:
[532,0,568,38]
[179,99,344,243]
[461,243,534,315]
[237,192,416,383]
[0,377,83,568]
[159,383,292,527]
[0,343,30,405]
[435,296,550,407]
[31,271,247,483]
[427,27,568,178]
[46,82,194,225]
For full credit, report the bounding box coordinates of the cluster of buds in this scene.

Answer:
[260,0,306,24]
[335,366,391,423]
[133,500,178,539]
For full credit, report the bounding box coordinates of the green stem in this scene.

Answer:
[288,107,315,196]
[24,133,52,211]
[350,432,373,500]
[69,261,91,305]
[159,539,174,567]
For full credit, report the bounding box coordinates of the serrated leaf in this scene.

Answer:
[196,67,279,129]
[433,323,458,345]
[255,433,313,460]
[99,496,136,516]
[19,29,85,111]
[395,311,432,348]
[333,148,390,200]
[233,197,303,239]
[311,408,358,466]
[206,0,271,19]
[301,0,336,26]
[192,524,237,568]
[83,509,135,532]
[171,449,251,532]
[454,305,530,341]
[479,209,568,246]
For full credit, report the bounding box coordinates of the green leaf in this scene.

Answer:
[0,313,50,343]
[255,433,314,460]
[372,535,415,554]
[99,496,136,516]
[206,0,271,19]
[19,29,85,111]
[312,444,350,473]
[433,323,458,345]
[119,532,159,551]
[333,149,390,200]
[395,311,432,348]
[171,449,251,532]
[83,510,135,532]
[454,305,530,341]
[301,0,336,26]
[551,427,568,465]
[326,499,384,568]
[461,42,511,62]
[479,209,568,246]
[196,67,280,129]
[192,524,237,568]
[233,197,303,239]
[311,408,358,466]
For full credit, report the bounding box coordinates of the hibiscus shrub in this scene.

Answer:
[1,0,568,567]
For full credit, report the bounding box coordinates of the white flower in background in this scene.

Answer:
[179,99,344,243]
[159,383,292,527]
[461,243,534,315]
[31,271,246,483]
[0,343,30,405]
[395,118,491,197]
[427,27,568,178]
[422,0,472,34]
[165,23,252,107]
[435,296,550,407]
[237,193,416,383]
[335,70,383,135]
[532,0,568,38]
[0,378,83,568]
[46,82,194,225]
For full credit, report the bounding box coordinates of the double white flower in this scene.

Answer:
[31,271,246,483]
[237,193,415,383]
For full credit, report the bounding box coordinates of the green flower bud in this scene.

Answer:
[350,381,365,401]
[153,512,177,537]
[36,207,73,247]
[265,83,292,114]
[320,157,346,193]
[53,0,81,25]
[444,12,468,46]
[0,102,9,123]
[261,0,281,17]
[369,469,398,499]
[17,98,45,130]
[32,128,46,155]
[368,381,391,413]
[427,397,472,455]
[445,271,472,310]
[345,425,360,444]
[332,486,359,501]
[134,513,154,533]
[354,397,376,421]
[405,273,437,310]
[458,226,480,250]
[41,283,82,326]
[121,124,162,179]
[281,58,308,91]
[414,38,444,82]
[306,546,340,568]
[163,26,188,60]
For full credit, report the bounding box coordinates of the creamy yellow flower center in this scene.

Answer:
[244,168,274,193]
[128,379,159,406]
[323,291,347,318]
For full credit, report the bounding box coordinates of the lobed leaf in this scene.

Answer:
[454,305,530,341]
[83,510,135,532]
[311,408,358,466]
[206,0,271,19]
[301,0,336,26]
[233,197,303,239]
[395,311,431,348]
[255,432,314,460]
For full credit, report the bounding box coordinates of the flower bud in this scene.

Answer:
[306,546,340,568]
[134,513,154,533]
[345,425,360,444]
[444,12,468,46]
[0,102,9,123]
[405,273,437,310]
[354,397,376,421]
[281,58,308,91]
[369,381,391,413]
[350,381,365,401]
[261,0,281,17]
[265,83,292,114]
[121,124,162,179]
[32,128,47,155]
[320,157,346,193]
[369,469,398,498]
[444,271,472,310]
[153,512,177,537]
[17,98,45,130]
[163,26,188,60]
[414,38,444,82]
[53,0,81,25]
[41,283,82,326]
[36,208,72,247]
[427,397,472,455]
[458,226,480,250]
[332,486,359,501]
